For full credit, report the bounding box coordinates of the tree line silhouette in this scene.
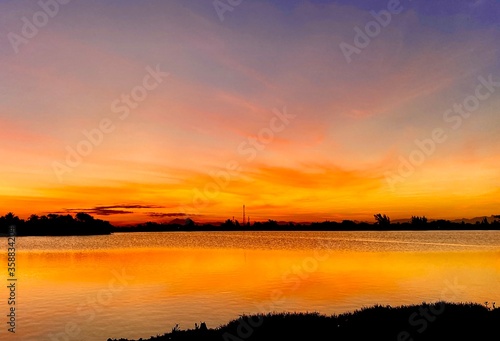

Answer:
[0,212,112,236]
[1,212,499,236]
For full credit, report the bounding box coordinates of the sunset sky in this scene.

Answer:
[1,0,499,225]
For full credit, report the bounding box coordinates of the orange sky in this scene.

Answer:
[1,1,499,225]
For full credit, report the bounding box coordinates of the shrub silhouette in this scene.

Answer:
[106,302,500,341]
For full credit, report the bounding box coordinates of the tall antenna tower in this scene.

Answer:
[243,205,246,225]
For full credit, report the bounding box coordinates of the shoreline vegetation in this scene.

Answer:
[107,302,500,341]
[1,212,500,236]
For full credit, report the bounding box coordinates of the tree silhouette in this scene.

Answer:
[264,219,278,228]
[411,216,428,225]
[221,219,236,229]
[76,212,94,223]
[185,218,195,229]
[28,214,39,222]
[1,212,21,226]
[374,213,390,226]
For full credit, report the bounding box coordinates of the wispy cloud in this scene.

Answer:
[147,212,198,218]
[60,204,165,216]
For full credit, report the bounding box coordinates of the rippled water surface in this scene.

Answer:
[3,231,500,341]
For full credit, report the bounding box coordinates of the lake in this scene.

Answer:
[3,231,500,341]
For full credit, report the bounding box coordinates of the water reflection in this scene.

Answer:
[5,231,500,340]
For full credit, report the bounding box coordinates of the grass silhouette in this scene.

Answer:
[107,301,500,341]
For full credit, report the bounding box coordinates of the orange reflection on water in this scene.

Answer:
[20,247,500,305]
[9,242,500,341]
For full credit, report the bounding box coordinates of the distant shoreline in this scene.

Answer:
[109,219,500,234]
[3,227,500,237]
[1,212,499,236]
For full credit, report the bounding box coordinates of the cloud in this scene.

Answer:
[97,204,165,209]
[62,208,133,216]
[61,204,165,216]
[147,212,198,218]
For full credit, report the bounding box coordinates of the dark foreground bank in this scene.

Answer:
[108,302,500,341]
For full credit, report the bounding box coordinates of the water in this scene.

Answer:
[2,231,500,341]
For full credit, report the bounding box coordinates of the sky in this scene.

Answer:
[0,0,499,225]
